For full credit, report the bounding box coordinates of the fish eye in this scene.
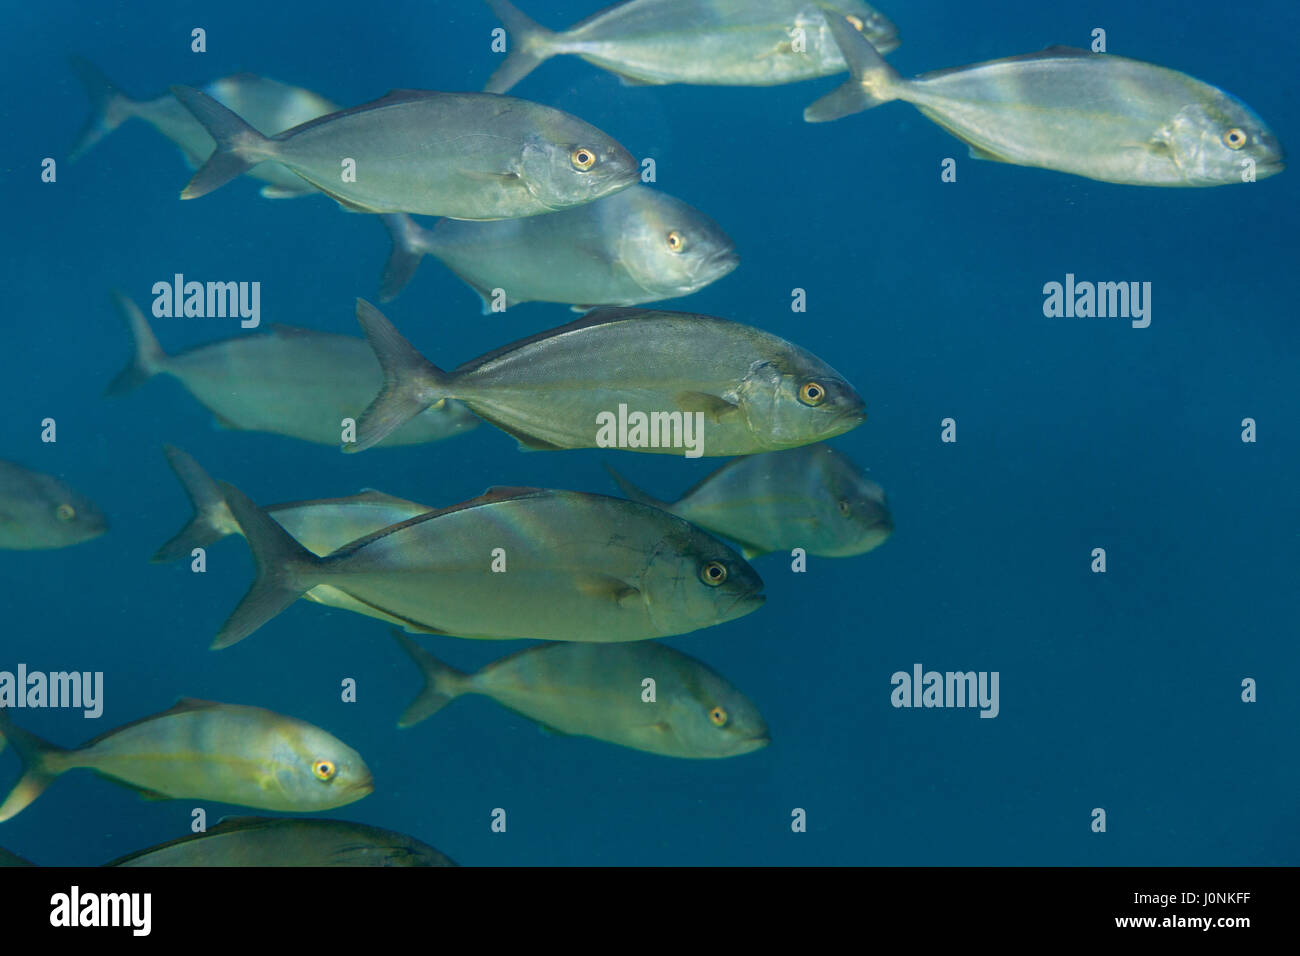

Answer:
[570,147,596,171]
[838,500,851,517]
[665,230,685,253]
[1223,128,1247,150]
[798,381,826,406]
[312,759,336,781]
[845,14,865,31]
[700,561,728,586]
[709,706,728,727]
[55,503,76,521]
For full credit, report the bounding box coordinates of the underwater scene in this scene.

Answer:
[1,0,1296,868]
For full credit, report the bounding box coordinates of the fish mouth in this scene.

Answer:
[697,249,740,283]
[737,733,771,754]
[1254,158,1286,179]
[347,774,376,797]
[727,591,766,620]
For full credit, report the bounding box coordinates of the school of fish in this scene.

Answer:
[1,0,1282,866]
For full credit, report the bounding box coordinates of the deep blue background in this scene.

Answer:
[0,0,1295,865]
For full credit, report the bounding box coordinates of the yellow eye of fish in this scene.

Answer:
[845,14,865,31]
[666,230,685,253]
[799,382,826,406]
[1223,128,1247,150]
[55,503,76,521]
[312,760,336,781]
[571,147,596,170]
[838,500,851,517]
[709,706,728,727]
[700,561,727,586]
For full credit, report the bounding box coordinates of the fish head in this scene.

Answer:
[615,191,739,300]
[279,725,374,809]
[1166,98,1284,185]
[820,1,901,56]
[739,353,867,449]
[517,126,640,211]
[642,522,765,633]
[34,475,108,547]
[820,450,894,556]
[664,666,770,758]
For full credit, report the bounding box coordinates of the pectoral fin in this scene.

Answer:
[967,144,1015,164]
[674,391,740,422]
[575,574,641,607]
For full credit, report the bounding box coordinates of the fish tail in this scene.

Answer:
[152,445,235,563]
[67,57,140,162]
[602,463,668,510]
[105,290,167,397]
[0,710,68,823]
[210,480,322,649]
[391,630,468,727]
[483,0,559,94]
[804,11,902,123]
[347,299,452,454]
[378,214,433,303]
[170,85,275,199]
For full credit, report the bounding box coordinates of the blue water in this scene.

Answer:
[2,0,1296,866]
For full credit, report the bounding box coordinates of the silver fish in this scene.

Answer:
[69,59,338,199]
[0,460,107,550]
[806,15,1284,186]
[106,817,456,867]
[105,292,479,448]
[346,300,866,455]
[0,699,373,821]
[484,0,899,93]
[394,631,769,759]
[210,481,765,649]
[172,86,640,218]
[378,185,738,309]
[607,443,892,557]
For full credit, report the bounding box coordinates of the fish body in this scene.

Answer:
[105,292,479,448]
[0,699,373,821]
[107,817,456,867]
[348,300,866,455]
[172,86,640,218]
[379,185,738,308]
[211,482,765,649]
[484,0,899,93]
[394,632,769,759]
[806,15,1284,186]
[0,460,107,550]
[608,443,892,557]
[68,60,337,198]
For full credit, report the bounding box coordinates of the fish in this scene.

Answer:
[0,699,373,821]
[0,846,34,866]
[171,85,640,218]
[0,460,107,550]
[394,630,769,759]
[68,59,338,199]
[606,443,892,558]
[483,0,899,94]
[105,817,457,867]
[105,291,480,448]
[805,14,1285,187]
[346,299,866,455]
[378,184,738,309]
[209,480,766,649]
[153,445,436,630]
